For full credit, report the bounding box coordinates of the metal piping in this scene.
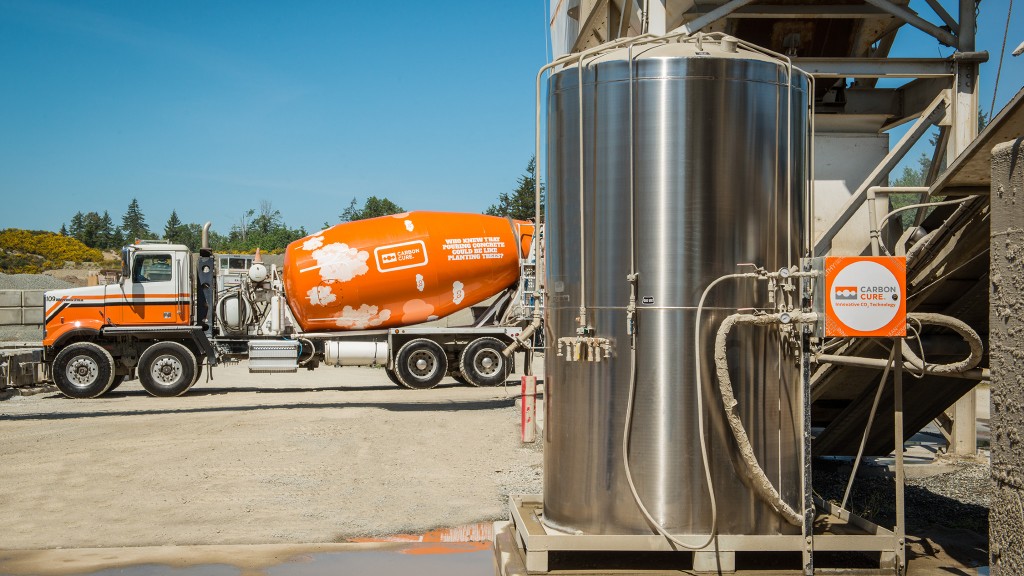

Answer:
[506,34,660,360]
[873,193,977,256]
[723,37,807,268]
[808,73,816,256]
[814,356,988,381]
[905,195,980,265]
[569,35,657,330]
[865,186,929,255]
[201,221,212,251]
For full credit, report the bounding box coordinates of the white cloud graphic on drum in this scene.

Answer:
[452,281,465,304]
[834,286,858,300]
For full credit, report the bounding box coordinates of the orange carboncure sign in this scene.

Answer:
[283,211,534,333]
[824,256,907,337]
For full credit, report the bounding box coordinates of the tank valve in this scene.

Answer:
[557,336,612,363]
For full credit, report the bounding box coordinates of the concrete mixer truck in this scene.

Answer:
[40,212,540,398]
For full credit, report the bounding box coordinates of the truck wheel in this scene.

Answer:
[52,342,116,399]
[106,375,126,392]
[139,342,197,397]
[450,372,470,386]
[385,367,408,388]
[460,337,512,387]
[394,339,447,390]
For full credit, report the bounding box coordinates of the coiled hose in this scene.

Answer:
[901,312,984,374]
[714,311,818,527]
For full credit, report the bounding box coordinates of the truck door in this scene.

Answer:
[120,251,190,325]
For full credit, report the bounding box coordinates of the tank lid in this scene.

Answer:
[550,35,809,90]
[594,35,784,66]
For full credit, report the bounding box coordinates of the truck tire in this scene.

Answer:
[52,342,116,399]
[106,375,126,393]
[394,339,447,390]
[384,367,408,388]
[450,372,470,386]
[139,342,197,397]
[460,337,512,387]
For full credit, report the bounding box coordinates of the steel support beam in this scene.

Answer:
[861,0,958,47]
[671,0,757,34]
[685,4,888,19]
[647,0,666,34]
[793,58,953,78]
[893,338,907,573]
[923,0,959,34]
[944,0,980,457]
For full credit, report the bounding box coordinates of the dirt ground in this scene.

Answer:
[0,358,990,575]
[0,364,542,549]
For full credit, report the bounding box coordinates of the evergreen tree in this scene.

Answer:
[485,157,543,221]
[121,198,151,243]
[340,196,405,222]
[78,212,105,248]
[99,211,116,249]
[69,212,84,240]
[59,224,68,236]
[164,210,184,243]
[110,227,125,249]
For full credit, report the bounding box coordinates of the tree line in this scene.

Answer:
[60,159,541,254]
[62,198,312,254]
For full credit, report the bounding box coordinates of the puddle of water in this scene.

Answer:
[265,548,492,576]
[349,522,494,555]
[64,546,493,576]
[5,525,499,576]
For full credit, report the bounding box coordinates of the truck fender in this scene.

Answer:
[44,322,104,350]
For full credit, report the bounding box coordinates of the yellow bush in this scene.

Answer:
[0,229,103,265]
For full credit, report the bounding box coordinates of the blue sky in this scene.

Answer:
[0,0,548,234]
[1,1,1021,235]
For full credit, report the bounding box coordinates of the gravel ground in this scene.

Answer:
[0,273,72,290]
[814,456,991,535]
[0,364,543,549]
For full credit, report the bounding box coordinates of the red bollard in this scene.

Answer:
[521,375,537,443]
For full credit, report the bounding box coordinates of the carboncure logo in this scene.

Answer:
[825,257,906,337]
[833,284,900,303]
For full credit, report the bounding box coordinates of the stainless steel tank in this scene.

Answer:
[544,37,809,536]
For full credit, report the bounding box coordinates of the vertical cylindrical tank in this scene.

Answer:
[543,38,809,536]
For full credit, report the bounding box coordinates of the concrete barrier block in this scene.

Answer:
[21,291,45,308]
[0,308,21,326]
[0,291,21,308]
[21,307,43,325]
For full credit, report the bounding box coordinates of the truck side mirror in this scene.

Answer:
[120,247,130,285]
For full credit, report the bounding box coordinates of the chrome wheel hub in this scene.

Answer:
[409,351,437,379]
[151,354,183,385]
[474,350,501,376]
[66,356,99,388]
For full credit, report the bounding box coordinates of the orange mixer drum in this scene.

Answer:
[283,211,534,332]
